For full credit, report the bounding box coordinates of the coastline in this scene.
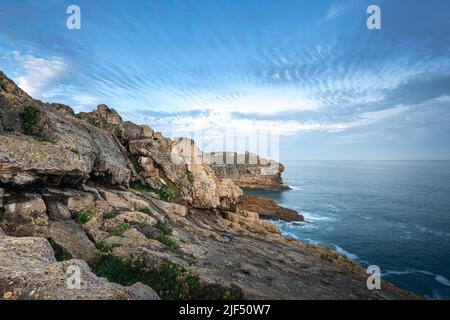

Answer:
[0,70,417,300]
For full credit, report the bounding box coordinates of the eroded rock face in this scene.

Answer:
[207,152,288,190]
[0,235,160,300]
[3,193,49,231]
[129,137,242,210]
[238,195,304,222]
[0,72,131,187]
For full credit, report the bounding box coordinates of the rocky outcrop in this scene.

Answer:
[0,71,131,187]
[0,70,416,300]
[80,103,242,210]
[206,152,288,190]
[0,234,160,300]
[238,195,304,222]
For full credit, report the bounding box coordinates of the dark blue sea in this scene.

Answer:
[244,161,450,300]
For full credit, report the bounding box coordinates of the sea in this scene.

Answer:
[244,161,450,300]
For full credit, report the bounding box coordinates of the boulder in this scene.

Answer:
[4,193,48,227]
[46,201,72,220]
[45,220,97,262]
[0,235,160,300]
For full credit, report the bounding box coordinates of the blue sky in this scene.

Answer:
[1,0,449,160]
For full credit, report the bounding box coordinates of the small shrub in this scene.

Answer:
[131,182,158,194]
[155,222,173,236]
[156,234,180,250]
[23,104,40,135]
[0,208,7,220]
[77,211,92,224]
[89,257,242,300]
[103,211,116,220]
[186,170,194,184]
[159,185,179,201]
[31,135,56,144]
[128,153,143,173]
[138,208,154,217]
[71,148,80,156]
[108,222,131,237]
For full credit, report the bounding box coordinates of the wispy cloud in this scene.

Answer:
[12,51,67,98]
[320,1,351,23]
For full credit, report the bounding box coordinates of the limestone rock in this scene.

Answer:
[46,201,72,220]
[0,235,160,300]
[104,211,157,232]
[129,137,242,210]
[238,195,304,222]
[0,73,131,187]
[4,193,48,227]
[207,152,288,190]
[45,220,97,262]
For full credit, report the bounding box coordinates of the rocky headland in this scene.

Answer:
[207,152,289,190]
[0,71,415,300]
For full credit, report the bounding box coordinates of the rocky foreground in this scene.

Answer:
[0,71,415,300]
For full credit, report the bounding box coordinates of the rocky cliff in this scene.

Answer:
[0,71,415,300]
[206,152,288,190]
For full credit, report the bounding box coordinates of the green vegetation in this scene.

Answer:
[156,234,180,250]
[0,208,6,220]
[131,182,158,194]
[138,207,154,217]
[155,221,173,236]
[154,221,179,249]
[89,256,242,300]
[77,211,92,224]
[70,148,80,156]
[128,153,143,173]
[103,211,116,220]
[48,239,72,262]
[108,222,131,237]
[31,135,56,144]
[186,170,194,184]
[95,241,113,255]
[159,185,179,201]
[22,103,56,144]
[23,103,40,135]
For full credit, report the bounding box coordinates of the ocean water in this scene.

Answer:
[244,161,450,300]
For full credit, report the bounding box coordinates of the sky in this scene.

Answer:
[0,0,449,160]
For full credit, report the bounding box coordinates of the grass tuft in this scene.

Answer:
[89,256,242,300]
[159,185,179,201]
[23,103,39,135]
[138,207,154,217]
[77,211,92,224]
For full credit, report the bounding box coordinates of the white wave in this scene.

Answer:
[382,269,450,287]
[302,211,337,222]
[288,185,301,191]
[333,244,359,261]
[416,225,450,237]
[435,275,450,287]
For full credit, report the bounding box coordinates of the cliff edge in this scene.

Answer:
[0,71,415,300]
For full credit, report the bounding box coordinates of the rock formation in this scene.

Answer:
[206,152,289,190]
[238,195,303,222]
[0,71,416,300]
